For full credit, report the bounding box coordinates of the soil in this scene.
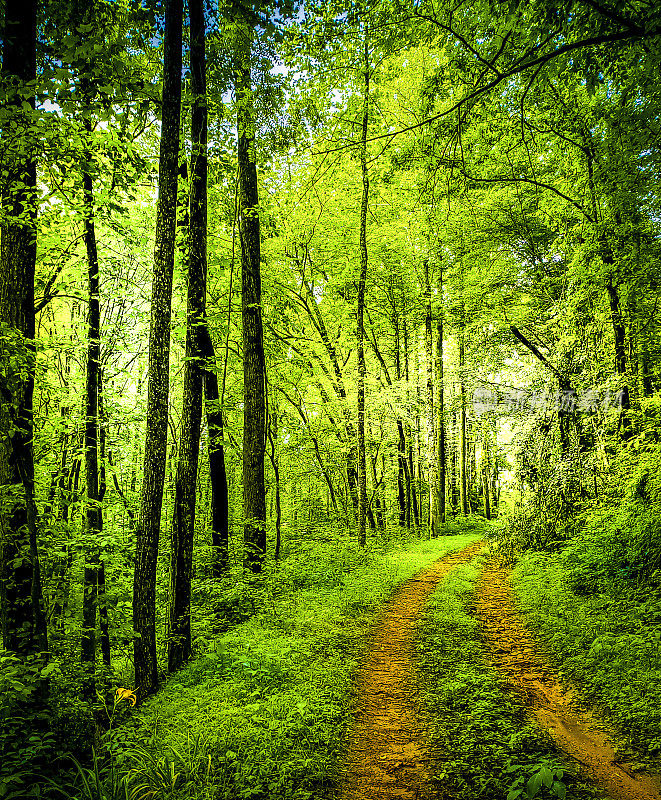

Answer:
[339,539,486,800]
[476,559,661,800]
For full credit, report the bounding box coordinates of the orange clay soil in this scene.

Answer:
[476,559,661,800]
[339,539,485,800]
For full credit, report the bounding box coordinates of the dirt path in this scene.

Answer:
[340,539,485,800]
[477,560,661,800]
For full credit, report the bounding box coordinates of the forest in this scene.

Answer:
[1,0,661,798]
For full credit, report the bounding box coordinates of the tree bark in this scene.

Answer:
[415,333,423,523]
[267,411,282,559]
[97,374,110,670]
[436,272,446,530]
[393,310,406,526]
[357,27,370,548]
[0,0,48,658]
[459,321,469,516]
[236,22,267,573]
[81,154,102,699]
[168,0,207,673]
[401,306,411,529]
[133,0,182,702]
[606,281,632,437]
[424,260,437,535]
[199,329,229,577]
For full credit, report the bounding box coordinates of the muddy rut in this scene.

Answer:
[477,561,661,800]
[340,540,485,800]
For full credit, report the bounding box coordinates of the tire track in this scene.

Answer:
[340,539,485,800]
[477,560,661,800]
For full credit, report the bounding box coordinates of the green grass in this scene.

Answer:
[79,527,486,800]
[512,552,661,765]
[415,555,601,800]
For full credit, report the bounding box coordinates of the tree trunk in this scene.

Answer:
[424,261,437,535]
[459,324,469,516]
[267,411,282,559]
[236,22,267,573]
[481,424,491,521]
[97,375,110,670]
[403,312,415,528]
[606,281,632,438]
[133,0,182,702]
[415,334,423,523]
[0,0,48,658]
[80,141,102,700]
[168,0,207,673]
[436,305,446,531]
[199,329,229,577]
[450,410,458,512]
[391,308,407,527]
[357,27,370,548]
[51,406,70,629]
[483,468,491,520]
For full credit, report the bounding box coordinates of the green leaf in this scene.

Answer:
[552,781,566,800]
[40,662,56,678]
[540,765,553,788]
[527,771,543,799]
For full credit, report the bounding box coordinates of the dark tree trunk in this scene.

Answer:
[483,468,491,520]
[415,337,423,523]
[436,305,446,531]
[267,411,282,560]
[80,144,103,700]
[394,313,406,526]
[199,328,229,577]
[50,407,69,629]
[97,375,110,670]
[459,322,468,516]
[168,0,207,673]
[357,27,370,548]
[606,281,632,438]
[451,411,458,512]
[133,0,182,702]
[396,420,412,528]
[0,0,48,658]
[424,261,437,535]
[402,312,416,528]
[236,22,267,573]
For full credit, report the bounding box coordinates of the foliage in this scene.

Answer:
[38,532,482,800]
[0,653,59,798]
[513,553,661,761]
[415,557,597,800]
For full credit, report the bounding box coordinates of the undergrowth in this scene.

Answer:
[415,557,602,800]
[512,552,661,765]
[39,526,483,800]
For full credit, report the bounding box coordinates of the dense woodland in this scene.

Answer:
[1,0,661,797]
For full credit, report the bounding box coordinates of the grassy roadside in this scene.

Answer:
[54,526,483,800]
[512,552,661,766]
[415,555,600,800]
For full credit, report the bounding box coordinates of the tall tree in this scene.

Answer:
[133,0,183,701]
[80,126,103,698]
[436,263,446,531]
[168,0,207,672]
[357,25,370,547]
[200,326,230,577]
[0,0,48,658]
[236,20,267,573]
[424,260,438,534]
[458,271,468,516]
